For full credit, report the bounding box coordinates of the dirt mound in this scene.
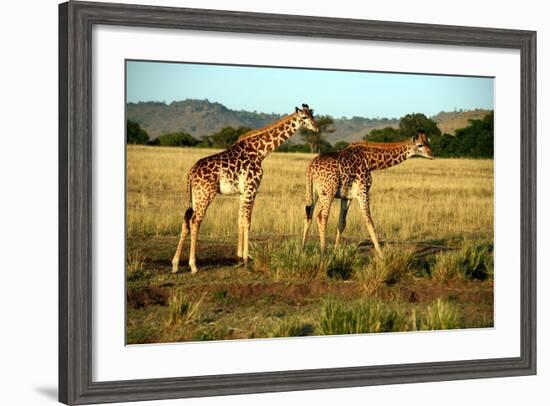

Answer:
[127,286,170,308]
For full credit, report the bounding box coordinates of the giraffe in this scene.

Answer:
[301,131,434,255]
[172,104,319,274]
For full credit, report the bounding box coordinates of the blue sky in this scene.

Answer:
[126,60,494,119]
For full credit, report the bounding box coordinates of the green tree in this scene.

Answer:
[364,127,402,142]
[150,131,200,147]
[276,142,311,153]
[450,112,493,158]
[318,139,334,153]
[127,120,149,144]
[429,133,453,157]
[332,141,350,151]
[399,113,441,138]
[300,115,335,153]
[199,126,251,148]
[430,111,493,158]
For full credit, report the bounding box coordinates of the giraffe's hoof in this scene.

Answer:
[171,262,179,274]
[190,267,198,274]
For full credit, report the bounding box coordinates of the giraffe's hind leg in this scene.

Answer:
[237,226,244,260]
[237,173,262,264]
[334,198,351,250]
[316,194,334,255]
[301,192,318,249]
[187,187,217,274]
[171,208,193,273]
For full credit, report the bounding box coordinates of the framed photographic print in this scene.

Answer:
[59,1,536,404]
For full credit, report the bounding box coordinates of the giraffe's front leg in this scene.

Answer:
[357,189,382,257]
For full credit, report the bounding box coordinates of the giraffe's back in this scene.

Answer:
[307,148,368,199]
[188,146,261,196]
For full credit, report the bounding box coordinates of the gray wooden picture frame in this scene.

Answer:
[59,1,537,404]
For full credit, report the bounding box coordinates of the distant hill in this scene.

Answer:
[327,116,399,144]
[432,109,491,135]
[127,99,491,143]
[127,100,281,139]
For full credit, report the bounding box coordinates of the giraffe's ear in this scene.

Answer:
[295,106,300,113]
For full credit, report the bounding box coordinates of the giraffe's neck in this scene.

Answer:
[360,140,414,170]
[237,113,299,159]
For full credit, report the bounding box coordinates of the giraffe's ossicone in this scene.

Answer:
[302,131,434,255]
[172,104,319,274]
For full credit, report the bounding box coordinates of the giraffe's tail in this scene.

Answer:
[184,176,194,228]
[304,166,315,220]
[302,165,316,249]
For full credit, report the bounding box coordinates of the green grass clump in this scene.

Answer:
[251,241,363,281]
[250,240,322,280]
[432,244,493,281]
[325,244,362,280]
[166,291,206,326]
[355,246,413,293]
[319,298,462,335]
[262,317,313,338]
[420,298,460,330]
[319,299,404,335]
[192,326,235,341]
[269,241,324,280]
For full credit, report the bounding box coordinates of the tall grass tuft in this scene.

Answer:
[483,251,494,279]
[432,244,493,281]
[270,241,324,280]
[325,244,362,280]
[420,299,460,330]
[250,240,323,280]
[319,299,404,335]
[249,241,274,274]
[355,246,413,293]
[263,317,312,338]
[127,249,147,281]
[166,291,207,327]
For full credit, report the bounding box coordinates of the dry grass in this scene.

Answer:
[126,145,494,343]
[127,146,494,245]
[126,249,147,281]
[166,291,207,327]
[355,246,414,293]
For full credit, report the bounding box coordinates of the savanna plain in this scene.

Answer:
[127,146,494,344]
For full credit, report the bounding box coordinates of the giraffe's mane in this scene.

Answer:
[349,139,412,150]
[237,113,295,141]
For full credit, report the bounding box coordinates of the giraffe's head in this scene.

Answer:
[295,104,320,132]
[410,131,434,159]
